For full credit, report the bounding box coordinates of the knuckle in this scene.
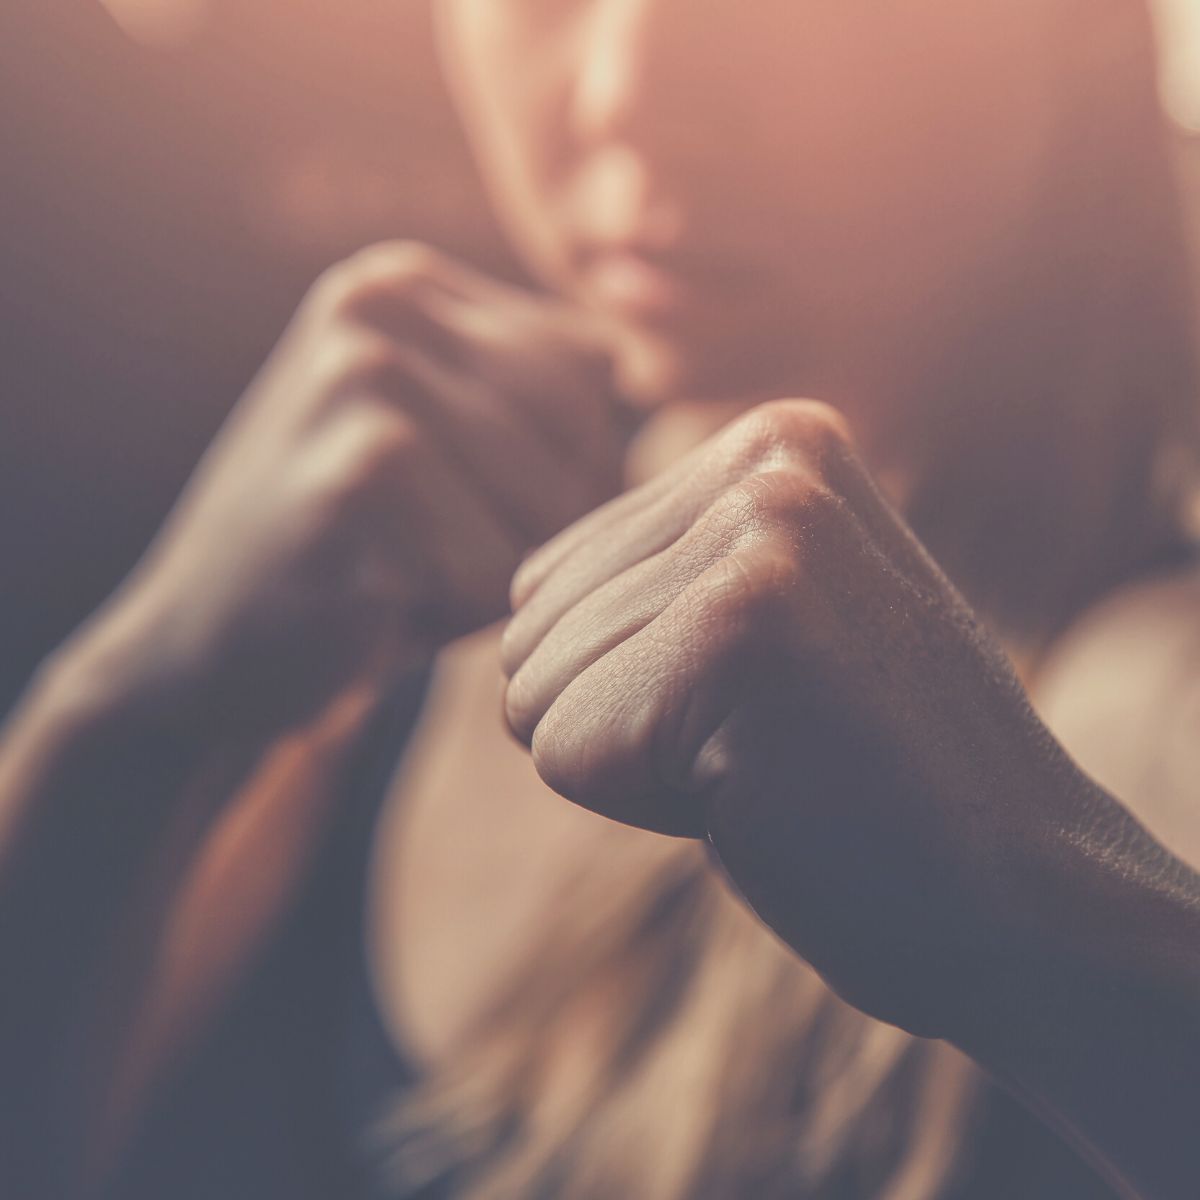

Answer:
[765,398,852,451]
[791,404,856,475]
[710,469,803,522]
[309,241,439,322]
[341,336,408,394]
[308,258,367,319]
[717,406,788,470]
[703,541,798,630]
[723,399,853,471]
[318,415,421,508]
[708,476,773,528]
[359,239,443,287]
[705,469,846,547]
[306,332,410,403]
[307,335,368,396]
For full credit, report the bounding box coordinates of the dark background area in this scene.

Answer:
[0,0,512,712]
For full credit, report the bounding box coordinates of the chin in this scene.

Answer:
[618,334,804,411]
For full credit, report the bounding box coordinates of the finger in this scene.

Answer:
[378,242,521,306]
[507,447,700,612]
[380,345,617,549]
[425,288,633,478]
[347,402,528,642]
[335,245,632,494]
[508,399,843,613]
[525,557,755,839]
[355,273,631,522]
[502,481,694,674]
[504,508,737,741]
[504,429,770,658]
[512,305,633,474]
[334,240,515,309]
[316,244,467,366]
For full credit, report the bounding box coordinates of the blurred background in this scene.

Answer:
[1,0,1199,715]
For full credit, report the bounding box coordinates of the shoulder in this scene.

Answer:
[1037,569,1200,723]
[1034,568,1200,868]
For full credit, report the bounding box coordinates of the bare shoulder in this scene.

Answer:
[1034,567,1200,868]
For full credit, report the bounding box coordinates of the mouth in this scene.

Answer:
[583,248,688,319]
[578,242,755,324]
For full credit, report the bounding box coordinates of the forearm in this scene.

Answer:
[0,626,259,982]
[952,781,1200,1200]
[0,627,264,1194]
[708,728,1200,1198]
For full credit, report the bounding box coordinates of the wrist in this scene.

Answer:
[945,773,1200,1200]
[945,767,1200,1066]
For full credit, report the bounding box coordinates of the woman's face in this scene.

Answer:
[436,0,1057,402]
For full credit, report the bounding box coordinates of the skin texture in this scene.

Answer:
[501,399,1200,1200]
[369,0,1098,1073]
[0,2,1193,1196]
[369,6,1195,1138]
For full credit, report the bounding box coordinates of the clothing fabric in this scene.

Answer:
[110,672,1118,1200]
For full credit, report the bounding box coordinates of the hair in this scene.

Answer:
[902,0,1199,657]
[368,3,1197,1197]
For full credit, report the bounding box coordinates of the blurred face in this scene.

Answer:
[437,0,1057,404]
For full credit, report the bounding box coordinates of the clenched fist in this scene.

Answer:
[95,242,627,738]
[502,399,1100,1038]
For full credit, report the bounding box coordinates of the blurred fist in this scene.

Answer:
[105,242,627,736]
[502,399,1072,1035]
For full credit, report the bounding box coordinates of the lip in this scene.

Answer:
[580,240,760,324]
[584,248,689,318]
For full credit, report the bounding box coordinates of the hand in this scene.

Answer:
[501,399,1091,1038]
[85,242,627,738]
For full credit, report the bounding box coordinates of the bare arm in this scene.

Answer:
[944,762,1200,1200]
[0,242,626,1196]
[974,574,1200,1197]
[502,399,1200,1199]
[0,625,269,1195]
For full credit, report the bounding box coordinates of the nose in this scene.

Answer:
[559,0,745,243]
[567,0,668,147]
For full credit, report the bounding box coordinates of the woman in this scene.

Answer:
[0,1,1196,1197]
